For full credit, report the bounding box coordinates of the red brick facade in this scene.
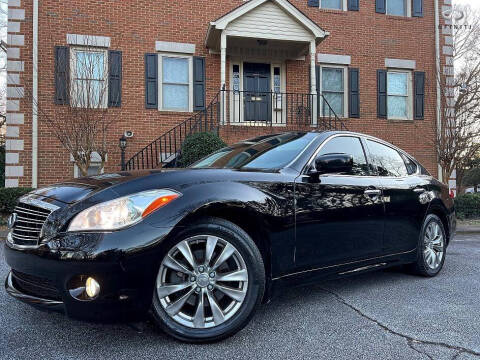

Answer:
[6,0,449,187]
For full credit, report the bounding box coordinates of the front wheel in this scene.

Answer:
[409,214,447,277]
[151,217,265,342]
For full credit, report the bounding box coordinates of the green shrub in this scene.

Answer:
[178,132,226,167]
[455,193,480,220]
[0,187,34,213]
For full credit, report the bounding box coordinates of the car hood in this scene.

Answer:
[24,168,284,206]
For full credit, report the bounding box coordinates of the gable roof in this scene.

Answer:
[206,0,329,48]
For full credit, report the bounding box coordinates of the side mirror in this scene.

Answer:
[312,153,353,175]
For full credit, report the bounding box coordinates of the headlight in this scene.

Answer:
[67,189,181,232]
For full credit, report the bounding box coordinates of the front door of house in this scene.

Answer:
[244,63,271,122]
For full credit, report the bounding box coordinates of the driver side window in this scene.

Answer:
[318,136,370,176]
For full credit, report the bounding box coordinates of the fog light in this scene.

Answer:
[85,277,100,298]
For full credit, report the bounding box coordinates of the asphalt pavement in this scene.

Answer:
[1,234,480,360]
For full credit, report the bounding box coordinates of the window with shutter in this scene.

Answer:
[348,68,360,118]
[145,54,158,109]
[414,71,425,119]
[108,50,122,107]
[55,46,69,105]
[377,70,387,118]
[412,0,423,17]
[193,57,206,111]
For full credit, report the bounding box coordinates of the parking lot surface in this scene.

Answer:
[1,234,480,360]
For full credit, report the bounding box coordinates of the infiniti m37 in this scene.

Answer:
[4,131,455,342]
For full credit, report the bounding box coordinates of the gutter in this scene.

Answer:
[434,0,442,182]
[32,0,39,188]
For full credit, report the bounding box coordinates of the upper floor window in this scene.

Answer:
[71,48,108,108]
[321,0,344,10]
[386,0,407,16]
[387,71,411,120]
[366,140,408,177]
[159,55,192,112]
[320,66,347,118]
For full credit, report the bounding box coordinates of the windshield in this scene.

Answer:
[191,132,316,170]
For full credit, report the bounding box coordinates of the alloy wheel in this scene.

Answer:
[156,235,249,329]
[423,221,445,270]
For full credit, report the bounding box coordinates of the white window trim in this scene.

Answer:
[70,47,109,109]
[319,0,347,11]
[386,0,412,17]
[386,70,413,121]
[319,64,348,118]
[157,53,193,112]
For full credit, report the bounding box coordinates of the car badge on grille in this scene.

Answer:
[7,213,17,229]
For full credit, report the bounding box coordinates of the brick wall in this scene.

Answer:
[7,0,445,187]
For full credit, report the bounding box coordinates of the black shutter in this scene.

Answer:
[193,57,206,111]
[413,0,423,17]
[348,0,359,11]
[108,50,122,107]
[349,68,360,118]
[54,46,69,105]
[145,54,158,109]
[414,71,425,120]
[308,0,319,7]
[375,0,386,14]
[377,69,387,118]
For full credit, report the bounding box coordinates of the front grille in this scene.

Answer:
[12,202,52,246]
[11,270,62,301]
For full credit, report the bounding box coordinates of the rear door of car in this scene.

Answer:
[294,135,385,270]
[364,139,430,254]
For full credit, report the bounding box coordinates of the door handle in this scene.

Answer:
[413,187,426,194]
[364,189,382,197]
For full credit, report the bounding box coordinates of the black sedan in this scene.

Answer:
[4,131,455,342]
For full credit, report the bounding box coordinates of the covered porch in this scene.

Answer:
[206,0,336,127]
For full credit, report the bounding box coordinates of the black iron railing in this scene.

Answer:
[125,92,220,170]
[125,89,347,170]
[220,89,348,131]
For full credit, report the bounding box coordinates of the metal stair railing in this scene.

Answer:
[125,91,220,170]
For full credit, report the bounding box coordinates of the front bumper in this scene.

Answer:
[4,224,174,321]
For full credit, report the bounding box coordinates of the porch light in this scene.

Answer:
[119,135,127,151]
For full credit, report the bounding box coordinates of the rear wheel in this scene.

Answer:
[409,214,446,277]
[151,217,265,342]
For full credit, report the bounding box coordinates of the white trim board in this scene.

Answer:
[155,41,195,54]
[317,54,351,65]
[385,58,416,69]
[67,34,111,48]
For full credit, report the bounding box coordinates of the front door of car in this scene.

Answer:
[364,139,430,254]
[294,136,385,270]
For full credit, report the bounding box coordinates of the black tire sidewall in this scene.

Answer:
[151,217,265,342]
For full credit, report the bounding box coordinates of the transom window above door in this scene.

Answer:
[321,67,346,117]
[159,55,192,112]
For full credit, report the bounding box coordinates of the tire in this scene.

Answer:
[151,217,265,343]
[409,214,447,277]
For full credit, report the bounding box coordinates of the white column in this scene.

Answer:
[220,31,227,124]
[310,40,317,126]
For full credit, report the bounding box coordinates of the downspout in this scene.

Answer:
[31,0,38,188]
[434,0,442,182]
